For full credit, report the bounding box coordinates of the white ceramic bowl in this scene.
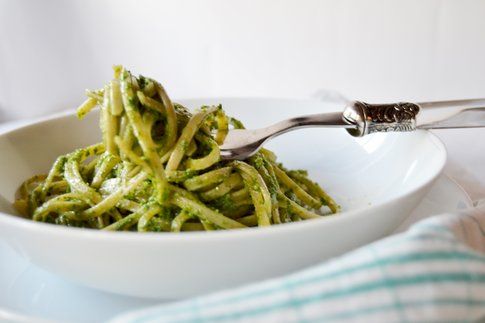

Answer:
[0,98,446,299]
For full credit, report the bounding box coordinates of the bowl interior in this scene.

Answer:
[0,98,445,218]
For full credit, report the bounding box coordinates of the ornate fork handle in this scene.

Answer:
[342,99,485,137]
[343,102,420,137]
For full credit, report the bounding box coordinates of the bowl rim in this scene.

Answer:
[0,97,447,242]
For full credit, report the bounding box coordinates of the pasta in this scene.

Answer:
[14,66,338,232]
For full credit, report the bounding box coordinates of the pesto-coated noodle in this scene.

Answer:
[14,66,338,232]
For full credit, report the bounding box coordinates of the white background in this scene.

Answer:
[0,0,484,197]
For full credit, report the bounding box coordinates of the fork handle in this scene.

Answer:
[342,99,485,137]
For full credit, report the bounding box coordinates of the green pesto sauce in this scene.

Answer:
[212,194,237,212]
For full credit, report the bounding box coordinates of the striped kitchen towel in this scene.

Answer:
[111,207,485,323]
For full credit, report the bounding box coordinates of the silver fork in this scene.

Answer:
[220,99,485,160]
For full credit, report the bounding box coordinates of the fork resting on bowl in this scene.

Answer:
[220,98,485,160]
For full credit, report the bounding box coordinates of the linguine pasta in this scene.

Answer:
[14,66,338,232]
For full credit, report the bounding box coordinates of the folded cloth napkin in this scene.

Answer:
[111,207,485,323]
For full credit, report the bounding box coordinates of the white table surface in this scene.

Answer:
[432,128,485,202]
